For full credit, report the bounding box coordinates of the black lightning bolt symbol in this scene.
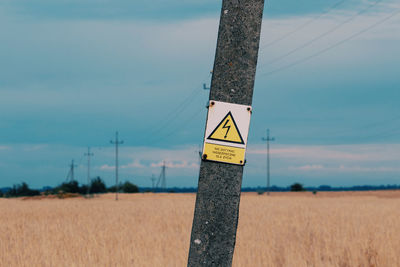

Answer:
[222,119,231,138]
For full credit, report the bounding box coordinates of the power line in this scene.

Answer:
[77,154,85,166]
[140,71,211,145]
[327,115,400,138]
[146,88,201,136]
[259,0,384,69]
[147,103,205,146]
[258,8,400,78]
[148,89,203,136]
[142,72,211,137]
[341,125,400,142]
[357,116,400,131]
[271,114,400,144]
[143,83,208,145]
[260,0,346,50]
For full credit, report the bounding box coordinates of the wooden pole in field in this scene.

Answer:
[188,0,265,266]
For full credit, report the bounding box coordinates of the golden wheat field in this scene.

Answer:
[1,191,400,267]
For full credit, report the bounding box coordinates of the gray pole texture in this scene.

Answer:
[187,0,265,266]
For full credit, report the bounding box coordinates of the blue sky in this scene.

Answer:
[0,0,399,188]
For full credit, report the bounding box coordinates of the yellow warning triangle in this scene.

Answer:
[207,112,244,144]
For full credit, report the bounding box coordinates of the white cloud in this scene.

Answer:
[1,142,400,188]
[100,164,114,171]
[288,164,400,173]
[101,160,147,170]
[245,143,400,184]
[23,144,48,152]
[150,160,198,169]
[247,144,400,162]
[337,165,400,172]
[290,164,324,171]
[94,145,201,183]
[121,160,146,169]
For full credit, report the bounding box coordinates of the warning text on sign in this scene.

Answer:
[203,143,245,165]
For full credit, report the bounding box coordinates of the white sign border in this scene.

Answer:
[204,100,252,149]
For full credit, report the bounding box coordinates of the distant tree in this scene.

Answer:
[89,177,107,194]
[290,183,305,192]
[121,181,139,193]
[108,182,123,193]
[79,185,89,195]
[107,185,117,193]
[6,182,40,197]
[0,191,3,198]
[55,181,80,194]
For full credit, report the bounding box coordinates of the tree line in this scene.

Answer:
[0,177,139,198]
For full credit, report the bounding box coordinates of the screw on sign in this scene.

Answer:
[187,0,265,266]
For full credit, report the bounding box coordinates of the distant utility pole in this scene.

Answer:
[156,161,167,191]
[84,147,94,195]
[197,145,202,160]
[188,0,265,265]
[110,131,124,201]
[262,129,275,195]
[203,70,213,90]
[66,159,77,182]
[151,174,156,191]
[161,161,167,190]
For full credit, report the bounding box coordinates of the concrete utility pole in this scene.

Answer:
[188,0,265,266]
[110,131,124,201]
[262,129,275,195]
[84,147,94,195]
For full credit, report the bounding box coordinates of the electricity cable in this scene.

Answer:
[258,8,399,78]
[260,0,347,50]
[148,104,205,146]
[259,0,384,69]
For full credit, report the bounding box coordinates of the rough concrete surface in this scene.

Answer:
[188,0,265,266]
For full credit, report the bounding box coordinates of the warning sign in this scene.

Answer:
[207,112,244,144]
[202,100,252,165]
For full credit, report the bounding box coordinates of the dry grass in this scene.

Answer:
[1,191,400,266]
